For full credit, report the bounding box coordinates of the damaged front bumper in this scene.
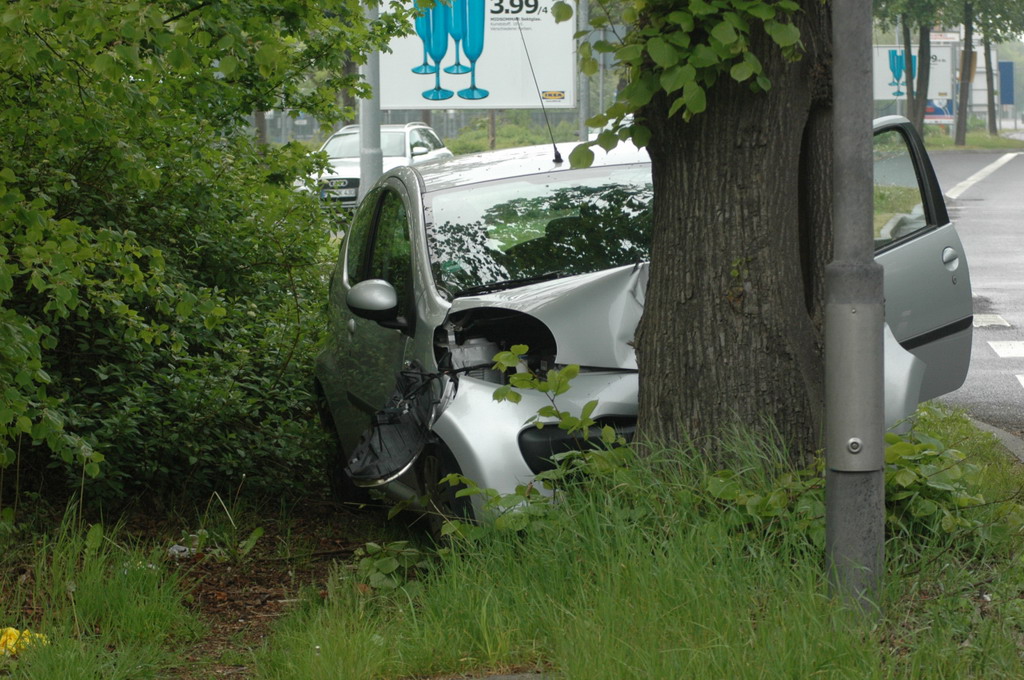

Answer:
[431,370,639,502]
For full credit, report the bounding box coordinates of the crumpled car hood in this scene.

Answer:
[448,263,649,370]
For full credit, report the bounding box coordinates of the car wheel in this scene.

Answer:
[419,443,474,540]
[314,383,370,507]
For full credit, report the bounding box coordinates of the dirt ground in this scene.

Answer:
[159,499,401,678]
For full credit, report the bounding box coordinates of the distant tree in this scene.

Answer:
[874,0,950,134]
[975,0,1024,134]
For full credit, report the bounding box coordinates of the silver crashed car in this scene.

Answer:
[314,115,972,519]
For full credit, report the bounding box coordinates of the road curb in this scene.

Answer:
[970,418,1024,464]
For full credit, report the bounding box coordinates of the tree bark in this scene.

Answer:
[635,0,832,457]
[901,17,916,123]
[254,110,268,145]
[983,34,997,135]
[955,2,974,146]
[911,25,932,134]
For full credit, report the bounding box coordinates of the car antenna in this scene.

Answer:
[516,18,562,164]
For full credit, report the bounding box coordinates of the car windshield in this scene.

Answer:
[322,131,407,159]
[425,164,652,296]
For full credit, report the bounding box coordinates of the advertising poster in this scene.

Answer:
[872,44,954,102]
[379,0,576,110]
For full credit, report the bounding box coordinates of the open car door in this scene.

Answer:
[872,116,973,405]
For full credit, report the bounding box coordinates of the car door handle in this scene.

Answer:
[942,247,960,272]
[346,318,356,334]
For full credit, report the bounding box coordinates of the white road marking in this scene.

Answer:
[988,341,1024,358]
[945,153,1021,200]
[1018,375,1024,390]
[974,314,1010,327]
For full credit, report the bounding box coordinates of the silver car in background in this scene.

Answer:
[314,116,972,520]
[313,122,452,206]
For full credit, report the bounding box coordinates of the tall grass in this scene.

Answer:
[256,409,1024,679]
[0,510,203,678]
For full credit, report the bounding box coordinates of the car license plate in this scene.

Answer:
[321,187,358,200]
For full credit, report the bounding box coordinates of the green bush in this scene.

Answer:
[0,0,408,510]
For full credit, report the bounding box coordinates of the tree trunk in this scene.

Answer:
[901,17,916,122]
[635,0,832,457]
[983,34,997,135]
[955,2,974,146]
[254,110,268,145]
[911,25,932,134]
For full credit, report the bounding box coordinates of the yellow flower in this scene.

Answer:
[0,627,49,656]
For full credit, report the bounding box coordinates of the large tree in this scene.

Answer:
[564,0,833,452]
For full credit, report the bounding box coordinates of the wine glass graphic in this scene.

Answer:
[423,2,453,100]
[445,0,472,74]
[412,0,436,75]
[458,0,489,100]
[888,50,905,96]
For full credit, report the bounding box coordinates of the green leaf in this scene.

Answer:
[765,20,800,48]
[551,1,574,22]
[92,53,120,77]
[667,11,695,30]
[710,21,739,45]
[596,130,618,151]
[615,44,644,64]
[909,497,938,518]
[16,416,32,434]
[646,37,678,68]
[569,143,595,169]
[885,441,918,463]
[730,61,754,82]
[218,55,239,77]
[630,125,652,148]
[683,82,707,114]
[707,471,740,500]
[689,0,717,16]
[620,77,656,108]
[746,3,775,20]
[85,523,104,553]
[889,467,918,488]
[689,44,720,68]
[660,64,696,93]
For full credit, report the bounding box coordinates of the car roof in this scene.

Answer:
[411,141,650,193]
[333,122,431,135]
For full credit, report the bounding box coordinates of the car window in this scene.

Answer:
[323,131,407,158]
[873,129,930,249]
[368,190,413,307]
[409,129,430,150]
[415,128,442,150]
[425,164,652,295]
[344,188,381,286]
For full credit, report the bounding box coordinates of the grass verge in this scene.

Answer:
[256,406,1024,679]
[923,128,1024,151]
[0,510,204,678]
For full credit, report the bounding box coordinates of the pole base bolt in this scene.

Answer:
[847,438,863,454]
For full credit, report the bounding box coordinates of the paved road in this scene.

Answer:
[929,147,1024,438]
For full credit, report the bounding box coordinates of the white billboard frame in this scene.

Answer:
[380,0,577,110]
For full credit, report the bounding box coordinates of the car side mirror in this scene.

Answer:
[410,143,430,157]
[346,279,407,329]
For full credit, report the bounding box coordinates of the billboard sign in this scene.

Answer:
[924,98,954,125]
[873,44,954,102]
[999,61,1015,106]
[380,0,576,110]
